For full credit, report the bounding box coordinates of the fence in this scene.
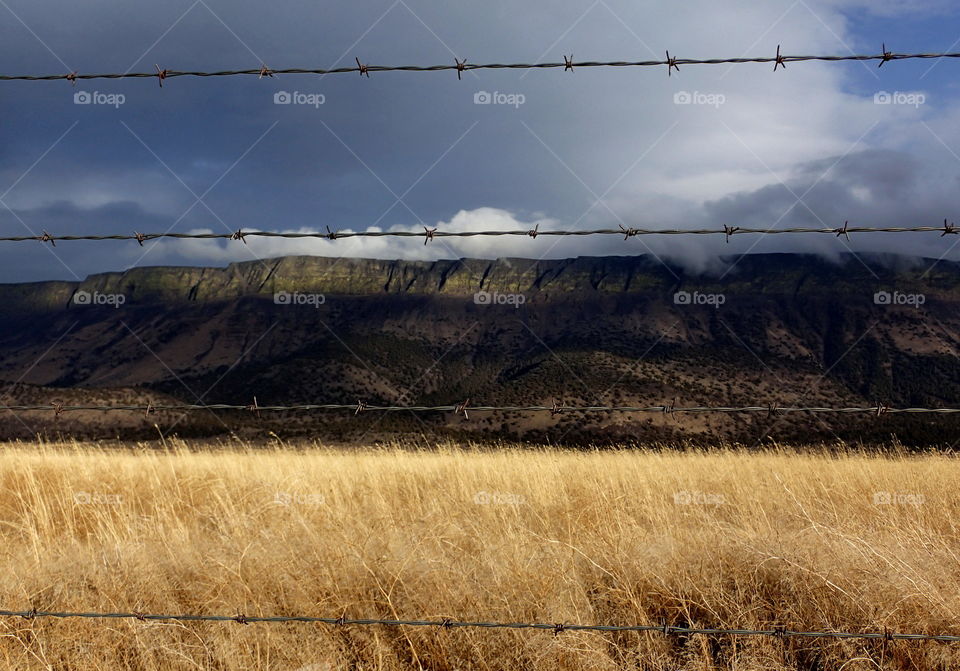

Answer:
[4,37,960,661]
[6,220,960,246]
[5,401,960,418]
[1,47,959,84]
[1,608,957,643]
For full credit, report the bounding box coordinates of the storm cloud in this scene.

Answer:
[2,0,960,282]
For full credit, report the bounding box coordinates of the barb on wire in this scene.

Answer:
[665,50,680,76]
[774,45,786,72]
[0,608,958,642]
[5,222,960,245]
[2,402,959,416]
[4,49,960,83]
[835,220,851,240]
[355,57,369,78]
[879,43,894,68]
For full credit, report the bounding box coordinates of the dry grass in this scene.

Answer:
[0,439,958,670]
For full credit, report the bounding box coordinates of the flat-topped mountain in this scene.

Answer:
[2,253,958,444]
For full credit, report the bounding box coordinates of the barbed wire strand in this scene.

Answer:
[1,609,957,642]
[2,402,955,416]
[4,221,960,245]
[4,49,960,83]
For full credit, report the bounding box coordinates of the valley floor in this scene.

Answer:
[0,440,957,670]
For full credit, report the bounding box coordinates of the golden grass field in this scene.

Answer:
[0,439,958,670]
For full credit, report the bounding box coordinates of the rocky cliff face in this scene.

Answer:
[0,255,679,311]
[1,253,959,445]
[2,253,957,307]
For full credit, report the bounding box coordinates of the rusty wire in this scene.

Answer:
[0,608,957,642]
[1,402,956,416]
[4,221,960,246]
[3,49,960,83]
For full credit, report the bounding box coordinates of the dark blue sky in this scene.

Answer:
[2,0,960,281]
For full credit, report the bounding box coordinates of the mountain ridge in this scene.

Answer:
[2,252,958,309]
[1,252,959,445]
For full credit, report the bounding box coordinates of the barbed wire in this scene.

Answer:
[6,221,960,247]
[4,400,956,418]
[1,608,957,642]
[2,47,959,84]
